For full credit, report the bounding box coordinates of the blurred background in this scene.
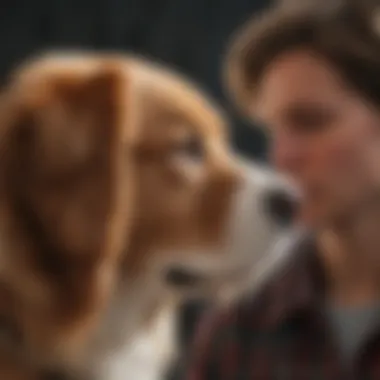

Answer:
[0,0,274,377]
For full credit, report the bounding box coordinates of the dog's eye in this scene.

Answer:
[176,137,204,161]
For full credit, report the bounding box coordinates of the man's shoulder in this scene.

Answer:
[199,280,282,340]
[204,234,321,333]
[185,235,321,379]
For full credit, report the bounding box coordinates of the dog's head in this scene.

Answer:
[120,57,299,301]
[0,52,299,373]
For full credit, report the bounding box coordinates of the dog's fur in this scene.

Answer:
[0,52,297,379]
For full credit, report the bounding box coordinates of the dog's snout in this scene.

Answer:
[164,267,204,287]
[265,188,298,226]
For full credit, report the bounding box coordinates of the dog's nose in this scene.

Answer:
[265,188,299,226]
[164,267,204,287]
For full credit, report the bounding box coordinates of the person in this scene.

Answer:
[186,0,380,378]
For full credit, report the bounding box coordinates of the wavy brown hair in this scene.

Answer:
[225,0,380,115]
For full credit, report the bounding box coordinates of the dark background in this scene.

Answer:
[0,0,270,159]
[0,0,271,377]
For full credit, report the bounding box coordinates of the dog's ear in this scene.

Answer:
[0,58,134,334]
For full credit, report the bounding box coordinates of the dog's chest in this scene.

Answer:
[97,307,176,380]
[84,279,177,380]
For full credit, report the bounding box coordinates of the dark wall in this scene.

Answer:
[0,0,270,158]
[142,0,270,159]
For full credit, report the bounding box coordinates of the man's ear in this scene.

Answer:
[0,61,135,326]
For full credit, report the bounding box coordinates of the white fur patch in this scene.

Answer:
[80,272,177,380]
[98,306,176,380]
[153,162,301,302]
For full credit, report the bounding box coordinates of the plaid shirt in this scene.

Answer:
[186,236,380,380]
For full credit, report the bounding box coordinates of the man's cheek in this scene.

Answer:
[323,142,362,180]
[361,138,380,187]
[312,150,364,207]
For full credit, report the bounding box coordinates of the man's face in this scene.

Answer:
[254,49,380,228]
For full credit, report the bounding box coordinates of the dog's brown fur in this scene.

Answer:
[0,52,247,377]
[0,55,138,370]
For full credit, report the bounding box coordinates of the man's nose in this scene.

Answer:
[270,134,303,174]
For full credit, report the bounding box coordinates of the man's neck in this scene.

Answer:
[320,205,380,307]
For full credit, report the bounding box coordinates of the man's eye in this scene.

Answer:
[287,107,335,134]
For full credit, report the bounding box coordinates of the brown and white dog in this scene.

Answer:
[0,52,299,379]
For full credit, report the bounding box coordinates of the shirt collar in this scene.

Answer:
[256,233,326,329]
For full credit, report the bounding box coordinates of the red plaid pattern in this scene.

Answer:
[186,236,380,380]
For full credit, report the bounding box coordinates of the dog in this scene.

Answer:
[0,52,299,379]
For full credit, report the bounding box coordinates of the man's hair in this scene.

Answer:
[225,0,380,115]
